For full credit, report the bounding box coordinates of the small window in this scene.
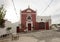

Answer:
[41,19,43,21]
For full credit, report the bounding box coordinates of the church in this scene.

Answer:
[17,7,51,32]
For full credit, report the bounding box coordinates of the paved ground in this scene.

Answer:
[0,30,60,42]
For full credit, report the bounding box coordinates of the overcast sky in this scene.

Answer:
[0,0,60,24]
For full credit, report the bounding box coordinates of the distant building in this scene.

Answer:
[51,24,60,30]
[51,24,58,30]
[57,24,60,28]
[17,7,51,32]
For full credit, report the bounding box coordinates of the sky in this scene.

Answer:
[0,0,60,24]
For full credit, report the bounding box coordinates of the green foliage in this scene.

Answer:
[0,5,6,28]
[6,27,12,34]
[0,19,5,27]
[6,27,11,31]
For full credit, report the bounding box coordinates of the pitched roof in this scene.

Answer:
[21,7,36,13]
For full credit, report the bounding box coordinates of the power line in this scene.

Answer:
[41,0,53,15]
[12,0,18,17]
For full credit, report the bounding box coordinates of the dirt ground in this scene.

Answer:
[0,30,60,42]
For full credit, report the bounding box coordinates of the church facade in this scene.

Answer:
[17,7,51,32]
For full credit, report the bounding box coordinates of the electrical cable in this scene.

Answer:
[12,0,18,17]
[41,0,53,15]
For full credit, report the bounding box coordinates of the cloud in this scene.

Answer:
[0,0,4,6]
[51,14,60,24]
[3,0,60,24]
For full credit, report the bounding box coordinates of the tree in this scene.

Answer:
[6,27,12,34]
[0,5,6,28]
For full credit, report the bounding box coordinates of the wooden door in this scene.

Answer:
[17,26,20,33]
[28,23,31,31]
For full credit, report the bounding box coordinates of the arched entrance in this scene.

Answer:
[39,22,45,30]
[26,21,33,31]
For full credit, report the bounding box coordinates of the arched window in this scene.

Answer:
[27,16,31,20]
[26,15,32,21]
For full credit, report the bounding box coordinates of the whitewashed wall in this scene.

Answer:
[0,21,18,35]
[0,28,7,36]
